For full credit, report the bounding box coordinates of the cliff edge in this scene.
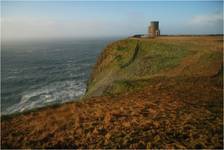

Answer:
[86,36,223,97]
[1,36,223,149]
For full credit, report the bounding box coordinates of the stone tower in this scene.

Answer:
[148,21,160,37]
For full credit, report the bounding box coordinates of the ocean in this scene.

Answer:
[1,38,119,115]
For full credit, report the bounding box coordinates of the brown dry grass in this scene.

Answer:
[1,36,223,149]
[1,76,223,149]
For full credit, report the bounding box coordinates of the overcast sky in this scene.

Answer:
[1,1,223,41]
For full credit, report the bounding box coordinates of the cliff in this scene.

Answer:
[1,36,223,149]
[86,36,223,97]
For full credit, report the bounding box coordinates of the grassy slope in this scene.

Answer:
[1,36,223,149]
[86,36,223,96]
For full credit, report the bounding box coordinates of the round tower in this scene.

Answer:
[148,21,160,37]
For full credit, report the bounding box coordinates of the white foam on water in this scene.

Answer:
[6,76,17,79]
[4,79,86,115]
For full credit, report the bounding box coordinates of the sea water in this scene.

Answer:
[1,38,119,115]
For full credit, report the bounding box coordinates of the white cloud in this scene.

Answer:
[184,12,223,34]
[188,11,223,26]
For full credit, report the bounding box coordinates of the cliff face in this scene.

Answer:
[85,36,223,97]
[2,36,223,149]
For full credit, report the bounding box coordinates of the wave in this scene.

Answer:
[3,79,86,115]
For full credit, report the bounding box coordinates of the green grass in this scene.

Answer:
[104,80,136,95]
[134,41,192,74]
[86,39,195,96]
[85,37,223,97]
[104,78,159,95]
[113,39,138,67]
[117,45,127,51]
[199,51,222,64]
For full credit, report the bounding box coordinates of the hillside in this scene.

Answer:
[1,36,223,149]
[86,36,223,97]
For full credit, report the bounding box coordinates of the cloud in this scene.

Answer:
[188,11,223,26]
[185,12,223,34]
